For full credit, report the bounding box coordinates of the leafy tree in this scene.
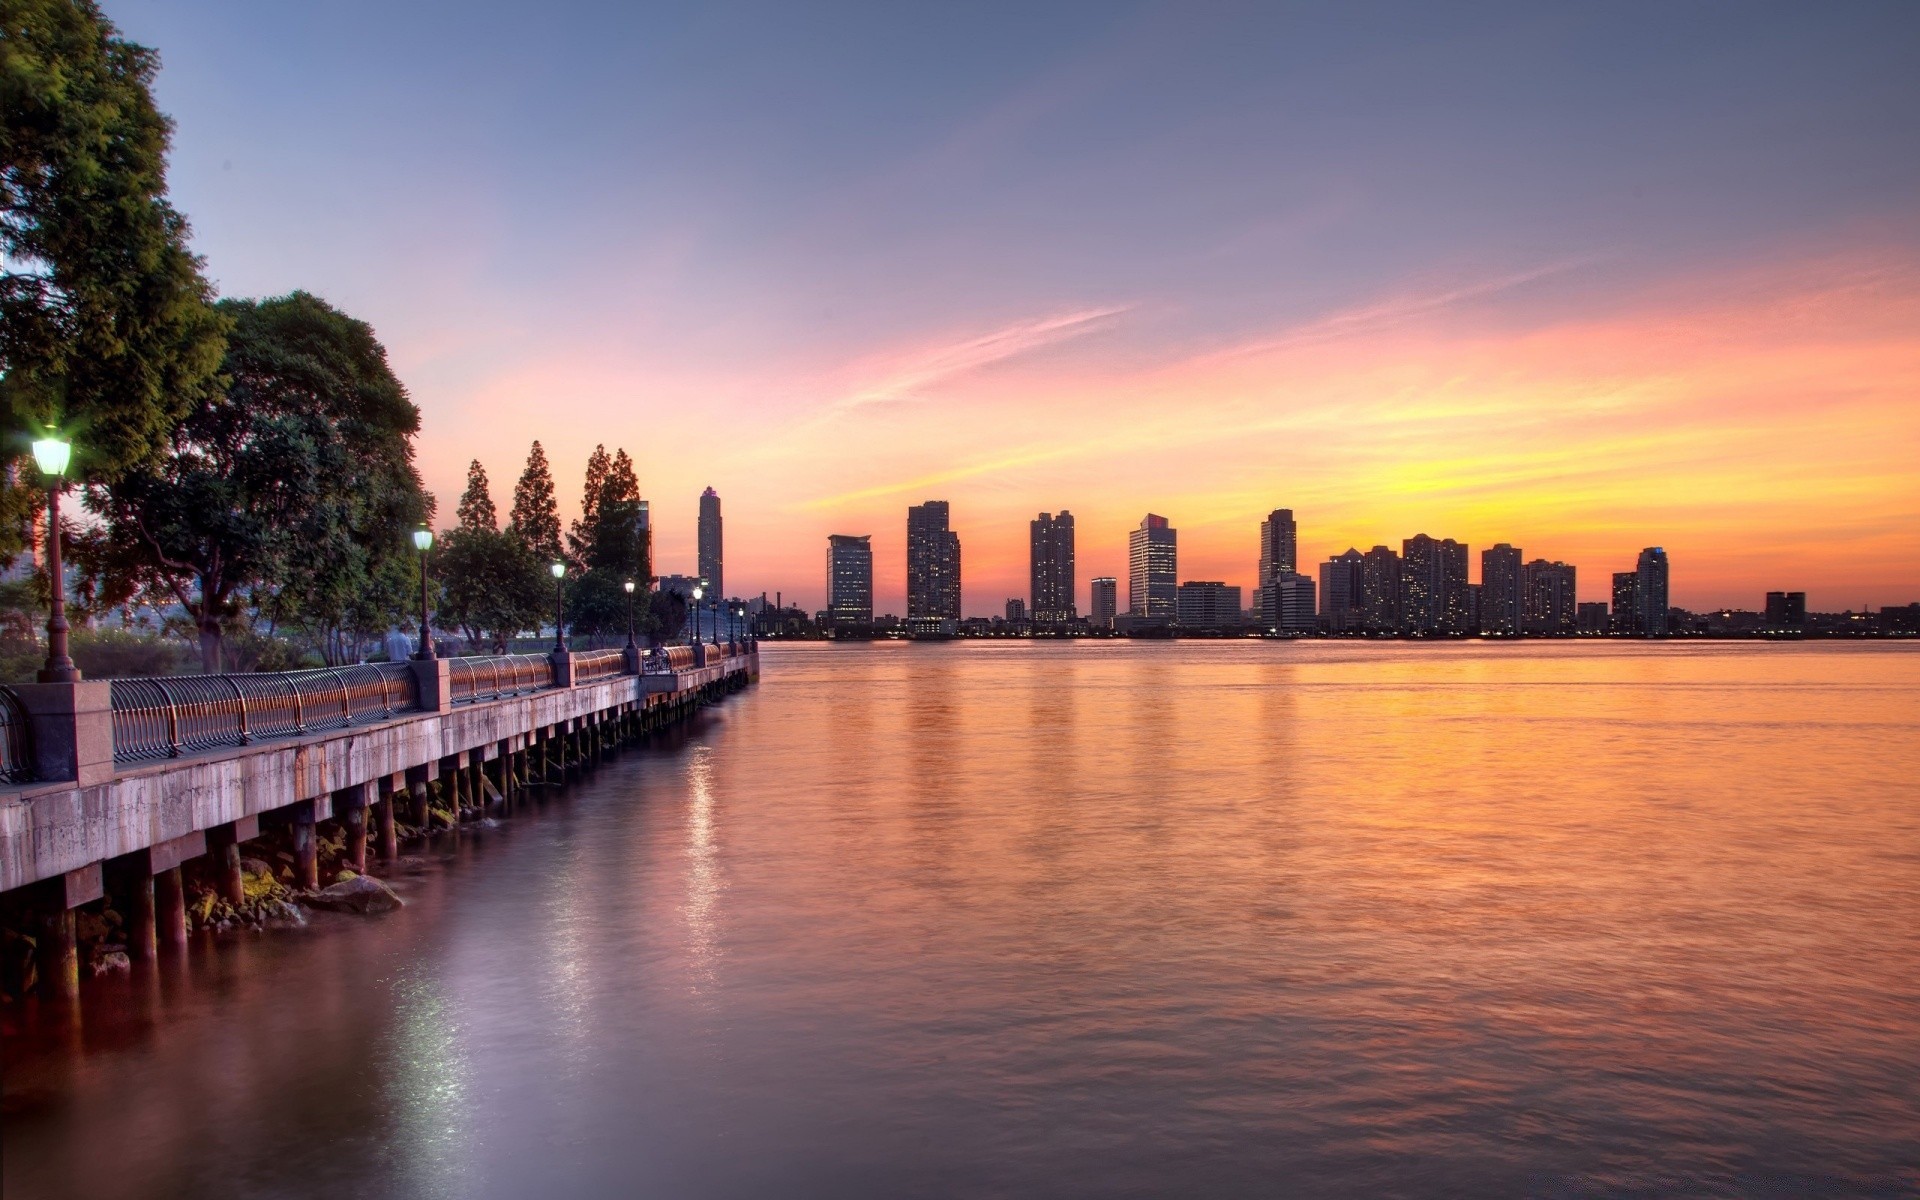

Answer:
[509,441,561,565]
[82,291,427,671]
[455,459,496,531]
[1,0,227,556]
[567,443,609,568]
[565,446,653,639]
[438,457,545,649]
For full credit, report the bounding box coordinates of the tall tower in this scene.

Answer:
[1636,547,1670,636]
[1029,511,1077,625]
[1361,545,1402,633]
[697,487,722,599]
[1402,534,1470,635]
[826,535,873,626]
[907,501,961,619]
[1319,548,1365,631]
[1090,577,1118,629]
[1480,543,1523,635]
[1128,514,1178,619]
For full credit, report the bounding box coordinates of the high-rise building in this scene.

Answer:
[1029,511,1076,625]
[1611,571,1641,634]
[1258,509,1297,580]
[1090,577,1118,630]
[1005,597,1027,623]
[1636,547,1670,636]
[1274,573,1317,634]
[1522,559,1578,634]
[1318,549,1365,632]
[906,501,961,620]
[1402,534,1470,635]
[1765,591,1807,633]
[1480,544,1524,636]
[1176,581,1242,629]
[1128,514,1178,619]
[1361,545,1402,633]
[697,487,723,598]
[826,534,873,626]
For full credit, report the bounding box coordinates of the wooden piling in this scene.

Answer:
[156,866,188,950]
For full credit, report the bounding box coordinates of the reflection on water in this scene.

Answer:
[4,641,1918,1199]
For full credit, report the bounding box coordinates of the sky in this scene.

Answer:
[106,0,1920,615]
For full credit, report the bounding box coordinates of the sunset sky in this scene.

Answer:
[110,1,1920,614]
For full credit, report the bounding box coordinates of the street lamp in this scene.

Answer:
[551,561,567,651]
[623,579,637,650]
[411,525,435,660]
[690,585,703,645]
[31,435,78,683]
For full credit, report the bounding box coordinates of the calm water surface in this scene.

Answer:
[4,641,1918,1198]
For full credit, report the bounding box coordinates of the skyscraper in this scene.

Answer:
[1128,514,1177,619]
[1522,559,1577,634]
[1361,545,1402,633]
[1319,549,1365,632]
[1636,547,1670,636]
[1765,591,1807,633]
[1254,508,1301,629]
[1480,543,1523,636]
[1611,571,1641,634]
[906,501,961,620]
[697,487,722,598]
[826,535,872,626]
[1090,577,1118,630]
[1029,511,1076,625]
[1402,534,1469,635]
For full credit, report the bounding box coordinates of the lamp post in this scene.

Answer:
[412,525,435,660]
[623,579,637,650]
[690,585,703,645]
[32,436,79,683]
[551,562,567,651]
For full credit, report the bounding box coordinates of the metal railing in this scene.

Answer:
[0,686,34,784]
[572,648,629,683]
[110,663,418,763]
[661,645,698,671]
[447,654,554,703]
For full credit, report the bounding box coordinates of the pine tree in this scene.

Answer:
[509,441,561,563]
[568,444,610,565]
[456,460,497,532]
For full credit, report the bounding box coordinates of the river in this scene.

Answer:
[4,641,1917,1198]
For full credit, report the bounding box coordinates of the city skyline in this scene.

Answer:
[107,2,1920,615]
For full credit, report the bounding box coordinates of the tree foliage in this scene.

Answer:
[564,446,653,638]
[509,441,561,565]
[567,443,609,568]
[1,0,227,556]
[82,291,427,670]
[437,457,546,649]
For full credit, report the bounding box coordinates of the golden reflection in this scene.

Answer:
[683,744,723,996]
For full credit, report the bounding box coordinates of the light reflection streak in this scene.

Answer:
[684,745,724,997]
[387,972,475,1200]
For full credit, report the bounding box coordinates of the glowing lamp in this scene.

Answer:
[32,437,71,478]
[412,527,433,552]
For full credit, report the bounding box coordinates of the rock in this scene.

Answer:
[240,857,274,876]
[91,950,131,975]
[303,875,403,915]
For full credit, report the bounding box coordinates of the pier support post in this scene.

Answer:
[290,800,318,891]
[128,869,157,962]
[156,866,188,951]
[406,764,432,828]
[336,783,369,873]
[377,775,401,861]
[34,866,100,1001]
[207,818,256,909]
[37,907,78,1001]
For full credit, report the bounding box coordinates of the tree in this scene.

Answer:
[1,0,227,556]
[438,457,545,649]
[455,459,496,531]
[509,441,561,565]
[566,447,653,638]
[83,291,427,671]
[567,443,609,567]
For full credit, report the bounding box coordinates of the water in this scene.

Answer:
[4,641,1918,1198]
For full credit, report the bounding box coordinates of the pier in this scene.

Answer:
[0,642,758,1001]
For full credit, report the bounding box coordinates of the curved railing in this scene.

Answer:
[572,648,629,683]
[111,663,419,763]
[447,654,553,703]
[0,685,34,784]
[662,645,698,671]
